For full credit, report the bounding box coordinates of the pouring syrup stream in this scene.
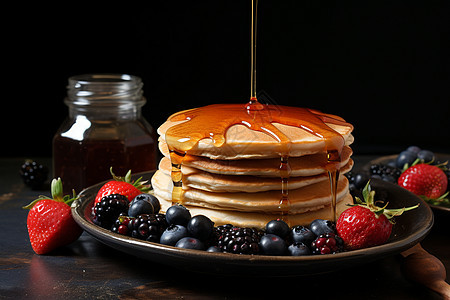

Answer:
[250,0,258,103]
[166,0,351,224]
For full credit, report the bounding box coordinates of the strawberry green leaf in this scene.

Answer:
[362,181,371,202]
[420,192,450,207]
[108,167,151,193]
[51,178,64,202]
[22,196,51,210]
[124,169,132,183]
[352,182,419,224]
[23,178,78,209]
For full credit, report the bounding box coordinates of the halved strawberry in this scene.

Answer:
[94,168,150,206]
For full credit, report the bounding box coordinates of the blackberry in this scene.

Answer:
[207,224,233,248]
[92,194,129,229]
[311,232,344,255]
[128,214,168,242]
[20,160,49,190]
[369,164,401,183]
[215,224,234,235]
[344,170,355,183]
[216,226,263,254]
[345,171,370,190]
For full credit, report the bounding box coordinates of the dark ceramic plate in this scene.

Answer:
[365,153,450,213]
[72,171,433,277]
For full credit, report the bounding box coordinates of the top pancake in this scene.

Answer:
[158,119,354,160]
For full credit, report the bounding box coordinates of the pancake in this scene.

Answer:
[152,170,349,214]
[159,119,354,159]
[155,192,354,228]
[159,139,353,177]
[158,156,353,193]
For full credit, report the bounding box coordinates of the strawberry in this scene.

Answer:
[337,182,418,250]
[94,168,150,206]
[397,163,448,199]
[24,178,83,254]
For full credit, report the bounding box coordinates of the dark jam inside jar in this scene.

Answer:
[53,132,156,193]
[53,74,157,193]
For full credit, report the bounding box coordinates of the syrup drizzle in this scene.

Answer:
[327,150,342,222]
[278,155,291,215]
[165,0,353,223]
[169,149,186,204]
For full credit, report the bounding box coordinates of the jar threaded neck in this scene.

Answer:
[66,74,145,109]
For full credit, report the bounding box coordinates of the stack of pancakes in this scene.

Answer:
[151,109,354,228]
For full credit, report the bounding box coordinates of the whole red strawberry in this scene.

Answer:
[337,182,418,250]
[398,163,448,199]
[94,168,150,206]
[24,178,83,254]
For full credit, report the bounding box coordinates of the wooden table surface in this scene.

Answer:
[1,157,449,299]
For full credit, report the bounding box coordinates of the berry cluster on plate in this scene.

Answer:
[346,146,449,208]
[92,191,344,256]
[91,170,418,256]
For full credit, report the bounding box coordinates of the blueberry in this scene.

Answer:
[353,172,369,189]
[406,145,421,155]
[128,193,160,217]
[187,215,214,241]
[175,237,205,250]
[288,242,311,256]
[265,219,290,238]
[165,205,191,226]
[309,219,335,236]
[259,234,287,256]
[160,224,188,246]
[396,151,417,168]
[206,246,221,253]
[291,225,316,244]
[417,150,435,163]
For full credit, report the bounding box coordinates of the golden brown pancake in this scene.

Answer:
[154,192,353,228]
[159,139,353,177]
[158,156,353,193]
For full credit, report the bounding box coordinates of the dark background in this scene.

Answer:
[4,0,450,157]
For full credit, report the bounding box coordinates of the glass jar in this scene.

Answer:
[53,74,157,193]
